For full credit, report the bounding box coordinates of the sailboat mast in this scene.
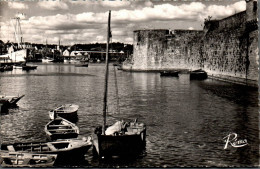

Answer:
[102,10,111,135]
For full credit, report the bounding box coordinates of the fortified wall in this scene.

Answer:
[123,0,258,86]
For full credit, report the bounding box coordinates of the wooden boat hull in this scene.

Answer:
[42,58,54,63]
[49,110,78,120]
[0,95,24,107]
[190,69,208,80]
[1,138,92,165]
[47,132,79,141]
[93,122,146,158]
[22,65,37,71]
[45,118,79,141]
[9,95,25,105]
[49,104,79,120]
[160,71,179,77]
[75,64,88,67]
[3,65,13,71]
[0,152,57,167]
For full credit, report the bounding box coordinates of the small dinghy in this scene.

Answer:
[160,70,179,77]
[45,118,79,140]
[1,137,92,164]
[190,69,208,80]
[22,65,37,71]
[75,64,88,67]
[49,104,79,120]
[0,152,57,167]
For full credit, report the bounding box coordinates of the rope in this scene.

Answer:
[113,65,120,114]
[109,31,120,114]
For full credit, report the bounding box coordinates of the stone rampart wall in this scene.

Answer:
[124,0,258,86]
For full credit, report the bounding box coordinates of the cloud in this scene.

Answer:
[99,1,131,7]
[8,2,28,9]
[15,13,27,20]
[203,1,246,20]
[110,2,207,23]
[8,2,29,9]
[1,1,247,45]
[96,35,104,41]
[38,1,69,10]
[124,37,133,44]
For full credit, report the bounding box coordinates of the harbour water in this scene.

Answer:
[0,63,258,167]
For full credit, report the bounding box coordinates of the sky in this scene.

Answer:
[0,0,246,45]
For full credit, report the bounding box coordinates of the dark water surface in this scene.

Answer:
[0,63,258,167]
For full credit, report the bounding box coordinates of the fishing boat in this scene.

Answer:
[0,152,57,167]
[44,117,79,140]
[22,65,37,71]
[3,65,13,71]
[13,64,23,69]
[0,17,27,64]
[160,70,179,77]
[75,64,88,67]
[0,94,25,107]
[190,69,208,80]
[42,57,54,63]
[49,104,79,120]
[92,11,146,158]
[1,138,92,164]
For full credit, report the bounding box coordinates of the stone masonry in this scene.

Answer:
[123,0,258,87]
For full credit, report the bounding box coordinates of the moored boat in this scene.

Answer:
[49,104,79,120]
[0,94,25,107]
[75,64,88,67]
[93,11,146,159]
[44,117,79,140]
[160,70,179,77]
[0,138,92,164]
[3,65,13,71]
[13,64,23,69]
[190,69,208,80]
[93,119,146,158]
[22,65,37,71]
[42,57,54,63]
[0,152,57,167]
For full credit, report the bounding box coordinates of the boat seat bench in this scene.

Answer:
[48,125,71,127]
[7,145,15,151]
[48,129,75,131]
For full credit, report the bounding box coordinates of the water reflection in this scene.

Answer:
[0,63,258,167]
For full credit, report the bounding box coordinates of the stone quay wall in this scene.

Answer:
[123,0,258,86]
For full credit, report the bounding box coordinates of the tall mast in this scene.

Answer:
[102,10,111,135]
[11,17,23,49]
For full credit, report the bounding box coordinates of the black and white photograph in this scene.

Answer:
[0,0,258,167]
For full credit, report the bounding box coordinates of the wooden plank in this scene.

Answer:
[47,128,75,131]
[15,144,47,148]
[48,125,71,127]
[46,143,56,151]
[7,145,15,151]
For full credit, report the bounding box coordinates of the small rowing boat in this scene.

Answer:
[44,118,79,140]
[0,152,57,167]
[22,65,37,71]
[75,64,88,67]
[49,104,79,120]
[1,138,92,164]
[160,70,179,77]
